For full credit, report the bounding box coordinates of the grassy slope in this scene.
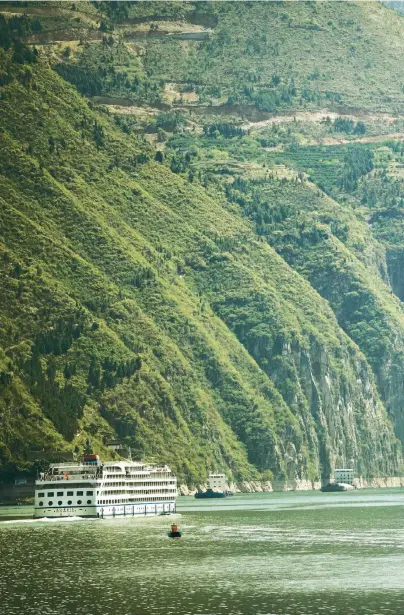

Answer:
[0,48,401,482]
[18,1,404,115]
[138,1,404,113]
[219,171,404,430]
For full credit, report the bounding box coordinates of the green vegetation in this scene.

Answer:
[10,0,402,115]
[1,2,404,486]
[136,1,404,113]
[0,14,39,64]
[333,118,366,135]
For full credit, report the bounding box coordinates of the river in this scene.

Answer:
[1,489,404,614]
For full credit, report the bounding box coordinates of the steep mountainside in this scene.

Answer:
[1,2,404,485]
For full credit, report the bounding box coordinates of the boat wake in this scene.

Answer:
[0,513,182,525]
[0,516,98,525]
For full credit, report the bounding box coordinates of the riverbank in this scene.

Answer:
[2,476,404,506]
[178,476,404,495]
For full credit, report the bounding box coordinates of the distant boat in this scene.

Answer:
[321,483,355,492]
[321,468,356,492]
[194,473,234,499]
[195,488,232,499]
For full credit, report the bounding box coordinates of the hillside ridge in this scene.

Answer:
[1,1,404,485]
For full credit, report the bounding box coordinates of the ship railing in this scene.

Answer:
[124,472,171,478]
[39,473,99,481]
[101,486,177,490]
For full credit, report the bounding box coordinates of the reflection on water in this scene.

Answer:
[1,490,404,614]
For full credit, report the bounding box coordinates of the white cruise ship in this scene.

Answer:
[34,454,177,518]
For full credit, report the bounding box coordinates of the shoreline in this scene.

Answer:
[179,476,404,496]
[2,476,404,506]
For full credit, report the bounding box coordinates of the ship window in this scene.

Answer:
[57,492,63,497]
[38,493,44,497]
[67,491,73,496]
[77,491,83,496]
[67,500,72,505]
[58,501,62,506]
[86,491,93,496]
[48,501,53,506]
[47,492,54,497]
[77,500,82,505]
[39,502,43,506]
[87,500,92,505]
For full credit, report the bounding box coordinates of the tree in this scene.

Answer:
[87,356,101,389]
[93,121,105,149]
[354,121,366,135]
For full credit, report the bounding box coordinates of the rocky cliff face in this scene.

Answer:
[227,179,404,466]
[281,338,399,479]
[218,314,400,480]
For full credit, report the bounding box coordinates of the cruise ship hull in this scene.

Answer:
[34,501,177,519]
[34,456,178,519]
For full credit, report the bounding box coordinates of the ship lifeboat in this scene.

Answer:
[168,523,182,538]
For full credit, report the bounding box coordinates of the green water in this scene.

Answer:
[2,490,404,614]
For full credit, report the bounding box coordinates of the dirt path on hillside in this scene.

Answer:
[91,96,404,143]
[320,132,404,145]
[261,132,404,152]
[0,5,99,26]
[242,110,401,130]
